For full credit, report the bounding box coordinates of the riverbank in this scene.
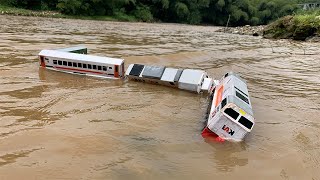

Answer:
[1,4,319,42]
[0,5,266,37]
[0,5,64,18]
[0,5,137,22]
[263,15,320,42]
[216,25,265,36]
[217,15,320,42]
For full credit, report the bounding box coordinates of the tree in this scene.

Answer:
[0,0,300,26]
[57,0,82,15]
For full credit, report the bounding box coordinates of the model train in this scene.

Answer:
[202,72,255,142]
[38,46,255,142]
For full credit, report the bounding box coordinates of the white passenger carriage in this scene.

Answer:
[125,64,215,93]
[203,72,255,142]
[38,50,125,79]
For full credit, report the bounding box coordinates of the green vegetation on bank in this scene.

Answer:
[0,4,65,17]
[263,10,320,40]
[0,4,139,21]
[0,0,304,26]
[0,0,318,41]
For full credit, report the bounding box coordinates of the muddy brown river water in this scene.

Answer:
[0,15,319,179]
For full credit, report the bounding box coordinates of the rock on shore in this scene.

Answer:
[216,25,265,36]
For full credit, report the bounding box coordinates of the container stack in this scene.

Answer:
[126,64,215,93]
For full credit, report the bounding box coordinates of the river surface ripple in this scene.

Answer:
[0,15,319,179]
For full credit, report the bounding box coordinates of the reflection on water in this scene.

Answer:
[0,148,42,166]
[206,141,249,172]
[0,15,319,179]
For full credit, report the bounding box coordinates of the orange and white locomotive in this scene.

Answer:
[202,72,255,142]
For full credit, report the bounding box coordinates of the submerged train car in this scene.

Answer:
[203,72,255,142]
[38,50,125,79]
[55,45,88,54]
[125,64,214,93]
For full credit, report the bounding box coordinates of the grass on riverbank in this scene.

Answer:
[0,4,137,22]
[0,4,65,18]
[263,11,320,40]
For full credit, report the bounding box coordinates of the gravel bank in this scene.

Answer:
[216,25,265,36]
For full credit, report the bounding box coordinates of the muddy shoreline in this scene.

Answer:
[217,23,320,42]
[1,9,318,42]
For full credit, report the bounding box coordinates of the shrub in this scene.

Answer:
[134,5,153,22]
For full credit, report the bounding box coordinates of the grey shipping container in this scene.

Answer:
[142,65,165,79]
[178,69,206,93]
[129,64,145,77]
